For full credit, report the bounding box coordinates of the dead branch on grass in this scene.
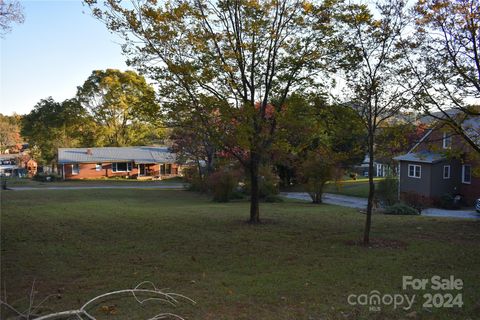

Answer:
[1,281,195,320]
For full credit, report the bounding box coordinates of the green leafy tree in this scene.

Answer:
[274,93,366,193]
[76,69,162,147]
[342,0,411,244]
[299,147,337,203]
[21,97,95,167]
[86,0,342,223]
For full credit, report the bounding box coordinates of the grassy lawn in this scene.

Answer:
[285,178,385,198]
[2,176,184,188]
[323,179,375,198]
[1,189,479,319]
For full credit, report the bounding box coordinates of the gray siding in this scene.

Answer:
[430,160,462,197]
[399,162,431,196]
[399,160,463,199]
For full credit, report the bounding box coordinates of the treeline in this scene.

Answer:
[20,69,166,166]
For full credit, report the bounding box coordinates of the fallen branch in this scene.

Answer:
[1,281,196,320]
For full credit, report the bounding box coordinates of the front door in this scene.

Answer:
[139,164,146,176]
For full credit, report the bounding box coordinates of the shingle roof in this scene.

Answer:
[393,151,445,164]
[58,146,176,164]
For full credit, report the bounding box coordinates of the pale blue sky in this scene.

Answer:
[1,0,129,115]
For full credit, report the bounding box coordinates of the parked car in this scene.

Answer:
[476,199,480,213]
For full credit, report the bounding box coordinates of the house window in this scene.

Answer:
[462,164,471,184]
[443,165,451,179]
[160,164,166,174]
[96,163,102,171]
[408,164,421,178]
[166,164,172,174]
[442,132,452,149]
[72,164,80,175]
[112,162,132,172]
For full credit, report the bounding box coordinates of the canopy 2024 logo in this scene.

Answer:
[347,275,463,312]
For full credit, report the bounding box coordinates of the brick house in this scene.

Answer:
[394,120,479,206]
[58,146,184,180]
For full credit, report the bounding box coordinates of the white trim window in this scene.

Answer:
[112,162,132,172]
[443,165,451,179]
[462,164,471,184]
[72,164,80,175]
[408,164,421,178]
[442,132,452,149]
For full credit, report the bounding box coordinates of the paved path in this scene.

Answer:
[281,192,368,209]
[7,184,186,191]
[281,192,480,219]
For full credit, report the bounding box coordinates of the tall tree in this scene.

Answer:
[76,69,162,147]
[274,93,366,202]
[405,0,480,153]
[85,0,341,223]
[0,113,22,153]
[0,0,24,36]
[342,0,411,244]
[21,98,95,166]
[169,95,223,178]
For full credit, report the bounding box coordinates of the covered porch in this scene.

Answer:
[136,162,180,180]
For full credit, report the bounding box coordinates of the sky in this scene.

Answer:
[1,0,130,116]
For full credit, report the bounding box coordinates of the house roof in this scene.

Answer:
[58,146,176,164]
[393,151,446,164]
[462,117,480,148]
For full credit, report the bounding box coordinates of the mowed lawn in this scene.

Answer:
[1,189,480,319]
[285,178,384,198]
[323,179,375,198]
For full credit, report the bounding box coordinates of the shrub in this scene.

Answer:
[437,193,462,210]
[207,169,241,202]
[183,167,208,193]
[376,176,398,206]
[401,192,432,212]
[384,203,420,215]
[243,166,280,200]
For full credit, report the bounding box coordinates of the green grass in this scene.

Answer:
[284,178,384,198]
[1,189,479,319]
[3,176,184,188]
[323,180,374,198]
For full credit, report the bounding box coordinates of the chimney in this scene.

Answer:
[86,148,92,155]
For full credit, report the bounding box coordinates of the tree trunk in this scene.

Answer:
[249,154,260,224]
[313,192,322,204]
[311,183,323,204]
[363,134,375,245]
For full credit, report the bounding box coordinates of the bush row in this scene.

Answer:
[184,166,282,203]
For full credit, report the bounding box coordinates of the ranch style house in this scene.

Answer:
[58,146,184,180]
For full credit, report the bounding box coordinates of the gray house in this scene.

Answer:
[394,124,479,205]
[394,151,463,200]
